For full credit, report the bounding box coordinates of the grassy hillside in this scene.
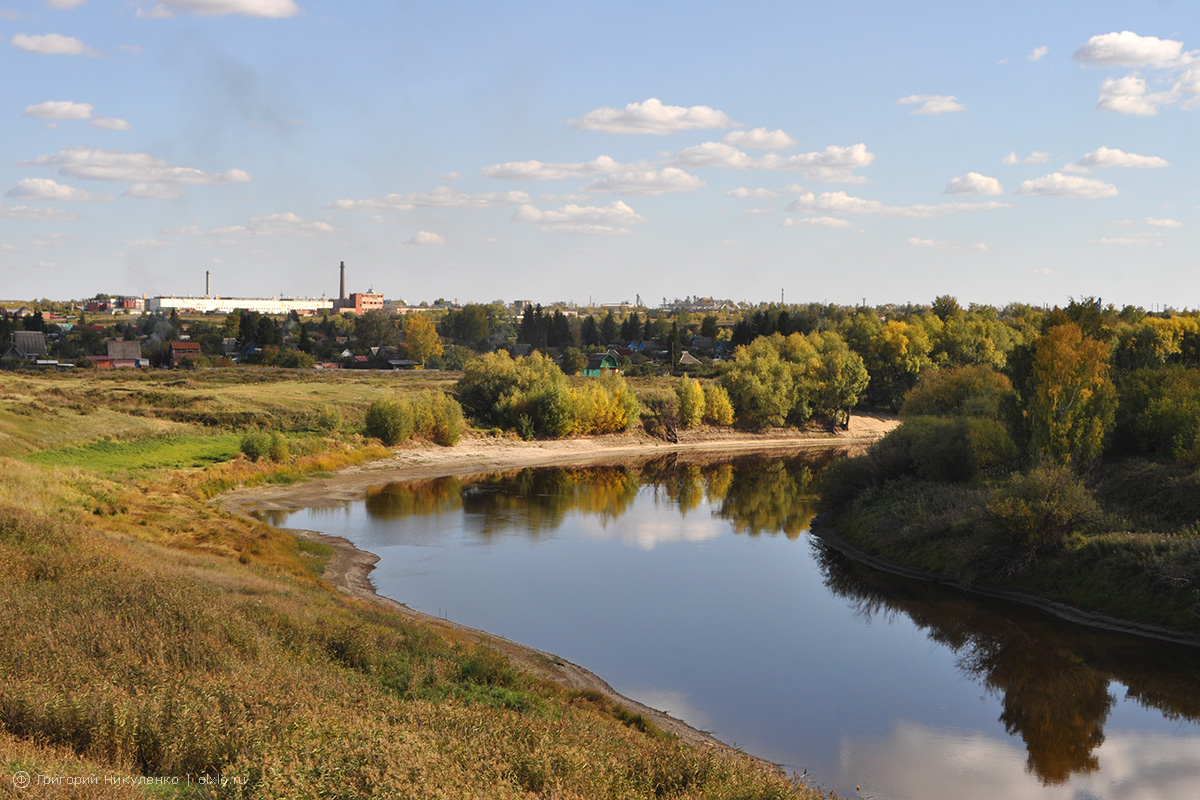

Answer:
[0,369,823,799]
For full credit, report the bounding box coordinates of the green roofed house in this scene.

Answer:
[582,351,620,376]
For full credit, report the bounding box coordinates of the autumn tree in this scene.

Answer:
[403,313,443,365]
[1027,323,1115,465]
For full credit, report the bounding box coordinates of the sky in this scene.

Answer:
[1,1,1197,309]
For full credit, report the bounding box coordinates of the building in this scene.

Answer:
[169,341,203,368]
[331,261,385,314]
[147,296,334,315]
[2,331,48,362]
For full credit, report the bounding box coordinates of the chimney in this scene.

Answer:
[339,261,346,301]
[206,270,210,298]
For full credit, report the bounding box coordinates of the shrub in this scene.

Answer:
[240,431,272,462]
[313,406,342,433]
[676,377,705,428]
[641,391,679,442]
[901,364,1014,420]
[268,432,290,462]
[572,376,639,435]
[985,462,1103,564]
[409,391,464,446]
[702,383,734,426]
[364,398,413,446]
[869,416,1018,483]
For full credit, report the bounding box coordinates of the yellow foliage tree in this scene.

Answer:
[403,313,443,365]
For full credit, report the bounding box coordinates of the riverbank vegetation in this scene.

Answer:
[820,302,1200,637]
[0,369,827,798]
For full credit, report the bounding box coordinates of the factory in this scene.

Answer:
[147,263,377,316]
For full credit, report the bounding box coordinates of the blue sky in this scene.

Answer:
[2,1,1196,308]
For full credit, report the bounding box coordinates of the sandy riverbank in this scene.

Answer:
[217,414,897,756]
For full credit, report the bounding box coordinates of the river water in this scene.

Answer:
[266,451,1200,799]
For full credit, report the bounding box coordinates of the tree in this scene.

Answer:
[700,314,719,339]
[404,314,443,365]
[580,315,601,347]
[355,310,399,348]
[721,338,798,429]
[676,377,705,428]
[1027,323,1115,465]
[600,311,618,344]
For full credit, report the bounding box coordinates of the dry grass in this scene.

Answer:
[0,370,823,799]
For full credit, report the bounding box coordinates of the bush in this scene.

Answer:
[985,462,1103,563]
[641,391,679,442]
[268,432,290,462]
[240,431,272,462]
[364,398,413,446]
[676,377,705,428]
[572,376,639,435]
[313,405,342,433]
[870,416,1018,483]
[702,383,734,426]
[901,364,1013,419]
[409,391,464,446]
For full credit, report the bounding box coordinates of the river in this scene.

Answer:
[264,450,1200,800]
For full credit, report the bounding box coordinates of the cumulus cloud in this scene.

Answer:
[11,33,97,55]
[1016,172,1118,198]
[897,94,966,115]
[24,100,93,119]
[1143,217,1183,228]
[905,237,988,250]
[1074,31,1189,68]
[783,216,853,228]
[90,117,132,131]
[1096,75,1172,115]
[136,0,298,17]
[329,186,531,211]
[1076,146,1169,169]
[669,142,873,182]
[722,127,796,150]
[23,147,250,189]
[582,168,705,195]
[5,178,114,202]
[481,155,636,180]
[124,183,186,200]
[0,203,80,220]
[48,0,88,7]
[1026,46,1048,61]
[212,213,335,238]
[725,187,779,199]
[570,98,735,135]
[945,172,1004,195]
[512,200,645,228]
[1002,150,1051,165]
[406,231,445,246]
[1092,236,1163,246]
[787,191,1010,218]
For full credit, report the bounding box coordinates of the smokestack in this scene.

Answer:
[339,261,346,301]
[206,270,210,298]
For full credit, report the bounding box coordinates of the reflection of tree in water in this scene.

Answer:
[365,477,464,519]
[714,455,829,539]
[812,539,1200,786]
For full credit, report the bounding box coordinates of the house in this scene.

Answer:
[169,341,202,368]
[2,331,48,362]
[678,351,702,368]
[106,340,146,368]
[582,352,620,376]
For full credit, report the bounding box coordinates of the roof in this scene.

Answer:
[678,351,702,365]
[169,341,202,352]
[586,352,619,370]
[106,340,142,360]
[11,331,47,356]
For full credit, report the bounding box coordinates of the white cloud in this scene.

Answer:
[124,183,186,200]
[24,147,250,187]
[787,191,1010,218]
[440,171,461,180]
[125,238,170,248]
[24,100,93,119]
[570,98,735,135]
[897,94,966,115]
[481,155,636,180]
[582,168,705,195]
[1096,75,1171,116]
[722,127,796,150]
[945,172,1004,195]
[1092,236,1163,246]
[513,200,645,226]
[1026,46,1048,61]
[906,237,936,247]
[329,186,531,211]
[5,178,114,202]
[783,216,853,228]
[669,142,873,182]
[1074,31,1189,68]
[47,0,87,7]
[536,223,628,235]
[725,187,778,199]
[1016,172,1119,198]
[406,231,445,246]
[212,213,336,238]
[1002,150,1051,165]
[1077,146,1169,169]
[1143,217,1183,228]
[0,203,80,220]
[905,237,988,250]
[90,117,132,131]
[11,33,96,56]
[136,0,297,18]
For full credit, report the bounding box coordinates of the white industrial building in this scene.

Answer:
[146,296,335,315]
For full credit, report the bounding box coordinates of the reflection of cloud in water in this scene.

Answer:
[578,513,724,551]
[624,688,714,733]
[839,721,1200,800]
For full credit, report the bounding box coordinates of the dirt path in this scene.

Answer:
[217,415,898,756]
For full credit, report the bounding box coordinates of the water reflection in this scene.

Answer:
[812,540,1200,786]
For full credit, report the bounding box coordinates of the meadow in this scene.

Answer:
[0,368,826,799]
